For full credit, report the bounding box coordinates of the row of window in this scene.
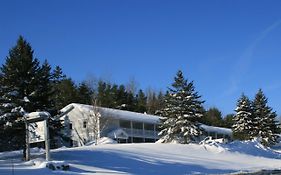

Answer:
[69,120,159,131]
[117,137,157,143]
[119,120,157,131]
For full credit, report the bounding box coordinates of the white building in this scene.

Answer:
[60,103,232,147]
[199,124,232,142]
[61,103,160,147]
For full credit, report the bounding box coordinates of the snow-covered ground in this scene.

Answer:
[1,139,281,175]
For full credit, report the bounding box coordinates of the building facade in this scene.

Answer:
[61,103,160,147]
[60,103,232,147]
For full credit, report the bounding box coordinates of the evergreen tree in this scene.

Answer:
[201,107,223,127]
[158,70,204,144]
[51,66,67,112]
[34,60,54,112]
[223,114,235,128]
[135,89,147,113]
[54,78,79,109]
[252,89,279,145]
[77,82,93,104]
[232,94,254,140]
[0,36,58,153]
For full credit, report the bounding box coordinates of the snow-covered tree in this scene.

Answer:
[232,94,254,140]
[0,36,58,153]
[252,89,279,145]
[158,70,204,144]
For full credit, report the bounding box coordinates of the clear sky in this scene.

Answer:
[1,0,281,115]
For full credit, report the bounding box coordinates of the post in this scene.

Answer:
[25,122,30,161]
[154,124,156,142]
[130,121,133,143]
[44,120,50,161]
[142,123,145,142]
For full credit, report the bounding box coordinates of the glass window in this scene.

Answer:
[144,123,154,131]
[132,122,143,129]
[69,123,72,130]
[133,137,144,143]
[83,121,87,128]
[120,120,131,128]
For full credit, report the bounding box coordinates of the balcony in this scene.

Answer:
[122,128,159,139]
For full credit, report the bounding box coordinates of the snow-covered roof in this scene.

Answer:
[61,103,160,124]
[199,124,232,135]
[26,112,51,122]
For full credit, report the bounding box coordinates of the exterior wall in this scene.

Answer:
[62,110,160,147]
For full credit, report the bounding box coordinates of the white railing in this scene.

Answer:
[122,128,159,139]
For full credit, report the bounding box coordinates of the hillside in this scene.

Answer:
[1,140,281,175]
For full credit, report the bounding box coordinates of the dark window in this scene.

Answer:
[83,121,87,128]
[144,123,154,131]
[145,138,155,143]
[69,123,72,130]
[120,120,131,128]
[133,137,144,143]
[132,122,143,130]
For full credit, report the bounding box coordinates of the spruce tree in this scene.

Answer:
[0,36,58,154]
[51,65,67,112]
[77,82,93,105]
[159,70,204,144]
[252,89,279,145]
[54,78,79,109]
[232,94,254,140]
[136,89,147,113]
[201,107,223,127]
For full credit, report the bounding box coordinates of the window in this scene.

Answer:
[83,121,87,128]
[145,138,155,143]
[133,137,144,143]
[144,123,154,131]
[69,123,72,130]
[132,122,143,130]
[120,120,131,128]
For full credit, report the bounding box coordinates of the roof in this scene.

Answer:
[61,103,160,124]
[199,124,232,135]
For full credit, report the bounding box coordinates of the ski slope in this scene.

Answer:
[1,140,281,175]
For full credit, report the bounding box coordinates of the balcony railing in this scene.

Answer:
[122,128,159,139]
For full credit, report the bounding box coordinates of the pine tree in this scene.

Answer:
[158,70,204,144]
[77,82,93,104]
[136,89,147,113]
[51,65,67,111]
[252,89,279,145]
[54,78,79,109]
[201,107,223,127]
[0,36,42,152]
[232,94,254,140]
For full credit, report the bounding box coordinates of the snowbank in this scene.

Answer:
[1,140,281,174]
[85,137,117,146]
[221,138,281,159]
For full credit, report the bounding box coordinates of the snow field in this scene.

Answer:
[1,140,281,174]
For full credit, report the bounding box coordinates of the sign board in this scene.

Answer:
[29,121,45,143]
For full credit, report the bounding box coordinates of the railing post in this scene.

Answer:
[130,121,133,143]
[154,124,156,142]
[143,123,145,142]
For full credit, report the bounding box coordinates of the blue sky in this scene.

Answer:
[1,0,281,115]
